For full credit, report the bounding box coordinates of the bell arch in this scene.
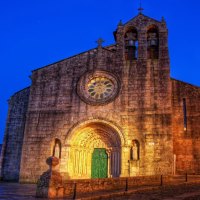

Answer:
[147,24,159,59]
[124,27,138,60]
[65,119,125,179]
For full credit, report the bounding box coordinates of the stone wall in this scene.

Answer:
[19,47,125,183]
[62,176,166,198]
[172,79,200,174]
[37,173,167,199]
[19,14,174,183]
[0,87,30,181]
[2,12,200,185]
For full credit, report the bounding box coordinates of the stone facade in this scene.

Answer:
[172,79,200,174]
[0,13,200,183]
[0,87,30,181]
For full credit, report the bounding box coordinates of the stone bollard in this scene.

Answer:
[36,156,64,199]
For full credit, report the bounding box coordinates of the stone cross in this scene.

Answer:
[138,0,144,14]
[96,38,105,47]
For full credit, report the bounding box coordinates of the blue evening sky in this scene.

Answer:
[0,0,200,143]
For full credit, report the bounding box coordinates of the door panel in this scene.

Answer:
[91,148,108,178]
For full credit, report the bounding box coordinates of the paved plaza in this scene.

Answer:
[1,180,200,199]
[0,183,37,200]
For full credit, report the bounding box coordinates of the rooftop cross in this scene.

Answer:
[138,0,144,14]
[96,38,105,47]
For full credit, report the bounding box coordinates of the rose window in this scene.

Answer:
[77,71,120,105]
[87,77,114,100]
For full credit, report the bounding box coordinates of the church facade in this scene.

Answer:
[0,12,200,183]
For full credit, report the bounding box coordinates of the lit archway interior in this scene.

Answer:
[66,122,122,179]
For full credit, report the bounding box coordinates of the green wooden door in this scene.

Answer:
[91,148,108,178]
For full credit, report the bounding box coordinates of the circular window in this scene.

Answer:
[77,71,120,105]
[87,77,114,100]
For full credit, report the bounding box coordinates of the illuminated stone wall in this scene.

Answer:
[172,79,200,174]
[19,47,131,182]
[2,13,199,183]
[18,14,174,183]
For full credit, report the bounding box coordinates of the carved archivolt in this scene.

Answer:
[65,120,123,179]
[65,119,126,146]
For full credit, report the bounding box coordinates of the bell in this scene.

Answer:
[128,40,135,46]
[151,39,157,46]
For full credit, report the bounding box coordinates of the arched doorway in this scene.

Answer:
[65,121,123,179]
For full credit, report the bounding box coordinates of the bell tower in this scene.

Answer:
[114,12,173,175]
[115,13,169,62]
[124,28,138,60]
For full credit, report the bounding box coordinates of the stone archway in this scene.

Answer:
[65,121,123,179]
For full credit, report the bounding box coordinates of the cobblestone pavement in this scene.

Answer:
[1,181,200,200]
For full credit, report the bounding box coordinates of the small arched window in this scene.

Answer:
[124,28,138,60]
[130,140,140,160]
[52,138,62,159]
[147,26,159,59]
[183,98,187,131]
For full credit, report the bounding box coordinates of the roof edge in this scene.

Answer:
[124,13,161,26]
[32,48,97,72]
[32,44,116,72]
[10,86,30,99]
[171,77,200,89]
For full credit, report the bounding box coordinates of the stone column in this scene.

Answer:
[59,147,69,180]
[106,149,112,178]
[120,146,129,177]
